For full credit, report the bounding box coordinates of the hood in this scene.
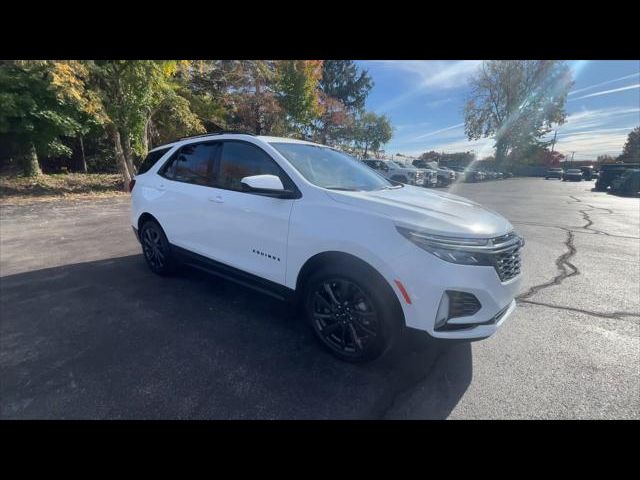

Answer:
[326,185,513,238]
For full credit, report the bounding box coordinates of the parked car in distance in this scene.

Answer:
[130,133,523,362]
[562,169,583,182]
[450,167,482,183]
[579,165,597,180]
[411,159,455,187]
[609,169,640,196]
[595,163,640,191]
[545,168,564,179]
[466,167,487,182]
[362,159,435,187]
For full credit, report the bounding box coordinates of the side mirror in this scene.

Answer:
[241,174,284,191]
[240,174,297,198]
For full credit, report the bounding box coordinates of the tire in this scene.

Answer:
[139,219,178,275]
[302,263,400,362]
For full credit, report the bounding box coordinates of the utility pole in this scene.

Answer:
[550,130,558,154]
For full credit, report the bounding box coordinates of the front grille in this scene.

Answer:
[494,245,521,281]
[446,290,481,319]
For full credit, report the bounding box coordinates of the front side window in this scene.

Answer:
[271,143,393,191]
[162,142,219,186]
[217,141,283,191]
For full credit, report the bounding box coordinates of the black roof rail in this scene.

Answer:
[151,130,257,151]
[178,130,255,141]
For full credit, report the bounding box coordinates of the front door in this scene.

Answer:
[201,140,296,285]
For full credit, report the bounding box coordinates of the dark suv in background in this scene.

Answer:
[595,163,640,191]
[579,166,598,181]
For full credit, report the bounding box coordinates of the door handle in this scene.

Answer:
[157,184,166,190]
[208,195,224,203]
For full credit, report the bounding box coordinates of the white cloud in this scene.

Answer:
[543,107,639,156]
[554,131,632,157]
[413,123,465,140]
[570,83,640,100]
[368,60,482,112]
[569,72,640,96]
[390,107,640,158]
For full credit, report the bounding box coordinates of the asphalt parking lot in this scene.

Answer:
[1,178,639,419]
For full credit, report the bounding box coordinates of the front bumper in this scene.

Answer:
[388,244,522,340]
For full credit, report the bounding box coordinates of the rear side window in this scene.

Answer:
[162,142,220,186]
[217,141,283,191]
[138,147,171,174]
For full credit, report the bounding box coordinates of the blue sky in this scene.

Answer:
[357,60,640,160]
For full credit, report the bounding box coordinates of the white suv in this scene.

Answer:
[131,133,523,362]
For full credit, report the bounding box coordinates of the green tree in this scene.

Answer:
[228,61,284,135]
[320,60,373,112]
[597,154,617,164]
[313,61,372,145]
[418,150,442,162]
[275,60,324,136]
[354,112,393,158]
[618,126,639,162]
[0,60,96,176]
[88,60,203,189]
[464,60,573,167]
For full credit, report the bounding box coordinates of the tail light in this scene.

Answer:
[128,179,136,192]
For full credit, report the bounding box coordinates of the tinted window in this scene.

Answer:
[138,147,171,174]
[162,142,219,186]
[217,141,283,191]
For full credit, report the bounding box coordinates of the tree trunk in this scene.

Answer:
[119,128,137,177]
[79,136,87,173]
[142,116,150,157]
[495,138,509,168]
[23,142,42,177]
[109,125,132,191]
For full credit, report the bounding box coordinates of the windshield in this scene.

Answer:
[270,143,394,191]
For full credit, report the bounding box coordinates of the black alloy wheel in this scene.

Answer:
[306,274,392,362]
[140,221,175,275]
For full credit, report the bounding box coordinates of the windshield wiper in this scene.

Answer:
[324,186,360,191]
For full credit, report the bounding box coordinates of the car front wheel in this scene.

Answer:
[303,265,399,362]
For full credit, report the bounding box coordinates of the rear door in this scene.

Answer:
[151,141,221,254]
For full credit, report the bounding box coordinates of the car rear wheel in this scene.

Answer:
[140,220,178,275]
[303,264,399,362]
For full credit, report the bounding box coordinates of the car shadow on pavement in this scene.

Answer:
[0,255,472,420]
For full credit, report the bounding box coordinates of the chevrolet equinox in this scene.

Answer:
[130,133,524,362]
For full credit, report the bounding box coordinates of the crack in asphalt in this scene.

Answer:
[517,227,579,300]
[518,299,640,320]
[516,194,639,321]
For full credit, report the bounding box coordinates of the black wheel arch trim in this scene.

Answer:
[295,251,406,327]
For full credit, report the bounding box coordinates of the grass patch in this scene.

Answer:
[0,173,126,203]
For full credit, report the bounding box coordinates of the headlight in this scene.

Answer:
[396,226,495,266]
